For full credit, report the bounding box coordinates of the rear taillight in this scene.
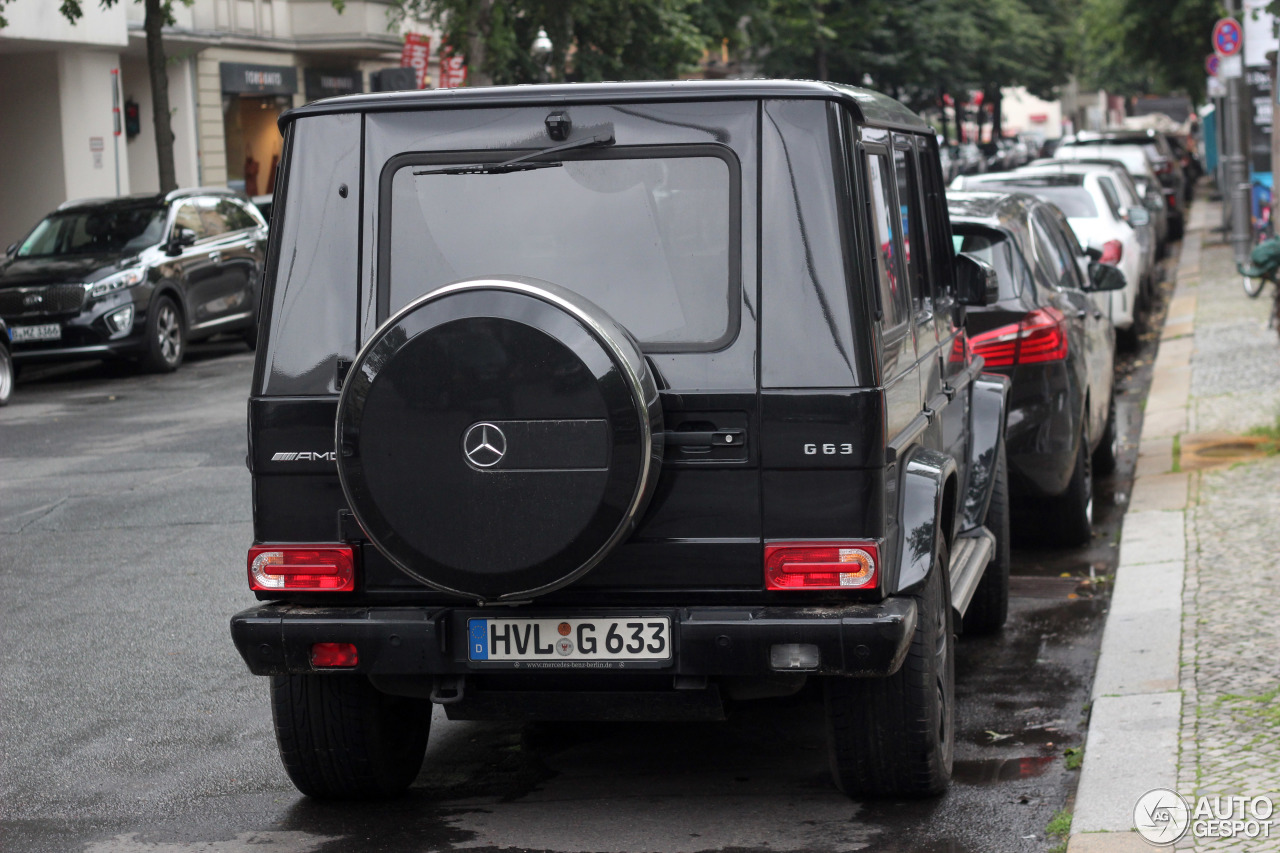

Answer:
[1165,192,1178,210]
[1155,161,1174,175]
[1099,239,1123,265]
[765,542,878,590]
[248,545,355,592]
[969,306,1068,367]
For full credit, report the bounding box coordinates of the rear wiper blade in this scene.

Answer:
[413,131,616,177]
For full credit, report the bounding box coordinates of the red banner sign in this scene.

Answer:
[400,33,430,89]
[439,44,467,89]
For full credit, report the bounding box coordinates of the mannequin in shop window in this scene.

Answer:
[245,154,260,197]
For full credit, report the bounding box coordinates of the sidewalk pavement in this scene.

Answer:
[1067,198,1280,852]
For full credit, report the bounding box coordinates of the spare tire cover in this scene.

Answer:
[336,277,663,601]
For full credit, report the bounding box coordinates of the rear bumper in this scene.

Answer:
[230,599,917,680]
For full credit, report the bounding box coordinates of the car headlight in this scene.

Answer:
[88,267,146,299]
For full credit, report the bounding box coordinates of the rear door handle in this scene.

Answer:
[664,429,745,448]
[209,250,222,263]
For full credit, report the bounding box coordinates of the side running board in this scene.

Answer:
[949,526,996,617]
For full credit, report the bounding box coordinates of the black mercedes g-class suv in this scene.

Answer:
[231,80,1010,800]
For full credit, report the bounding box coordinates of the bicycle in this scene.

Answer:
[1237,234,1280,335]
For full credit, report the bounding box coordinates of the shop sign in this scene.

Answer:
[220,62,298,95]
[304,69,363,101]
[400,33,430,89]
[440,45,467,88]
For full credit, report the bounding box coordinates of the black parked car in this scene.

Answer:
[0,318,12,405]
[949,191,1127,545]
[230,80,1011,800]
[0,188,267,373]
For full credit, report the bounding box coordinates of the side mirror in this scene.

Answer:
[1126,206,1151,227]
[954,252,1000,306]
[167,226,197,256]
[1086,261,1128,292]
[1084,245,1103,262]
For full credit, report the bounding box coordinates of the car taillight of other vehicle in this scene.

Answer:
[969,306,1069,367]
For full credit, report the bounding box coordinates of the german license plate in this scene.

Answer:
[10,323,60,343]
[468,617,671,662]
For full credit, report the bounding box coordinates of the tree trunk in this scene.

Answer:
[144,0,177,192]
[465,0,495,87]
[990,87,1004,140]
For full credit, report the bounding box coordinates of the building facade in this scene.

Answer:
[0,0,436,247]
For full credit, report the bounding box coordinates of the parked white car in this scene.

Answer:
[951,170,1145,345]
[1011,162,1157,304]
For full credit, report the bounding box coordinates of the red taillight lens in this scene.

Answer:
[1165,192,1178,210]
[248,545,355,592]
[765,542,878,590]
[310,642,358,668]
[969,307,1068,367]
[1099,239,1123,265]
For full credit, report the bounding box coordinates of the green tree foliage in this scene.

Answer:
[1079,0,1219,102]
[392,0,716,86]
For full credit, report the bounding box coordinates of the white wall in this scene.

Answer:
[57,50,130,202]
[1,0,127,46]
[1002,86,1064,139]
[0,53,66,248]
[123,55,201,192]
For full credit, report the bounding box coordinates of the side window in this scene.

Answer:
[221,199,259,231]
[893,144,931,319]
[866,151,910,332]
[1096,177,1123,220]
[173,202,204,238]
[1032,213,1079,289]
[196,198,230,238]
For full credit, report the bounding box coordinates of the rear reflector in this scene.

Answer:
[765,542,878,590]
[310,642,358,668]
[248,545,355,592]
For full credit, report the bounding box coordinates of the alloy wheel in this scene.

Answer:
[157,304,182,365]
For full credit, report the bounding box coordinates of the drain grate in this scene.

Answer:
[1179,433,1272,470]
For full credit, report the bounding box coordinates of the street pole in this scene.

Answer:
[1224,0,1253,262]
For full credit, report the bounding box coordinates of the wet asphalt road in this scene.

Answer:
[0,269,1172,853]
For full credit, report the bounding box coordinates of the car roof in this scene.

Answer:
[58,187,243,212]
[946,190,1042,265]
[280,79,933,133]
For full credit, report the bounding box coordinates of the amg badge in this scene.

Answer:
[271,451,336,462]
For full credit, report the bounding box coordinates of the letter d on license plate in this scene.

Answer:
[468,617,671,662]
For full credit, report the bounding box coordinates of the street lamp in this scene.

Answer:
[531,27,552,83]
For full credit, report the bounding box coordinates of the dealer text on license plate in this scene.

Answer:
[10,323,61,343]
[468,617,671,662]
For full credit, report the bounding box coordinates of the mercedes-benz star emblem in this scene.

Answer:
[463,422,507,468]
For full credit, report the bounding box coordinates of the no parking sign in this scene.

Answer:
[1213,17,1242,58]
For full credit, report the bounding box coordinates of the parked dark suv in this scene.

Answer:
[0,188,267,372]
[230,81,1010,800]
[949,191,1127,545]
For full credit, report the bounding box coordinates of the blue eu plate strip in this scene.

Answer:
[469,619,489,660]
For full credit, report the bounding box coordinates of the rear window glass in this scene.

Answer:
[973,181,1098,218]
[383,149,737,352]
[951,230,1028,301]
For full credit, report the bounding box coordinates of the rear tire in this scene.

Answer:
[0,345,13,406]
[1043,416,1093,547]
[1093,393,1119,476]
[139,295,184,373]
[825,541,954,796]
[964,442,1009,636]
[270,674,431,800]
